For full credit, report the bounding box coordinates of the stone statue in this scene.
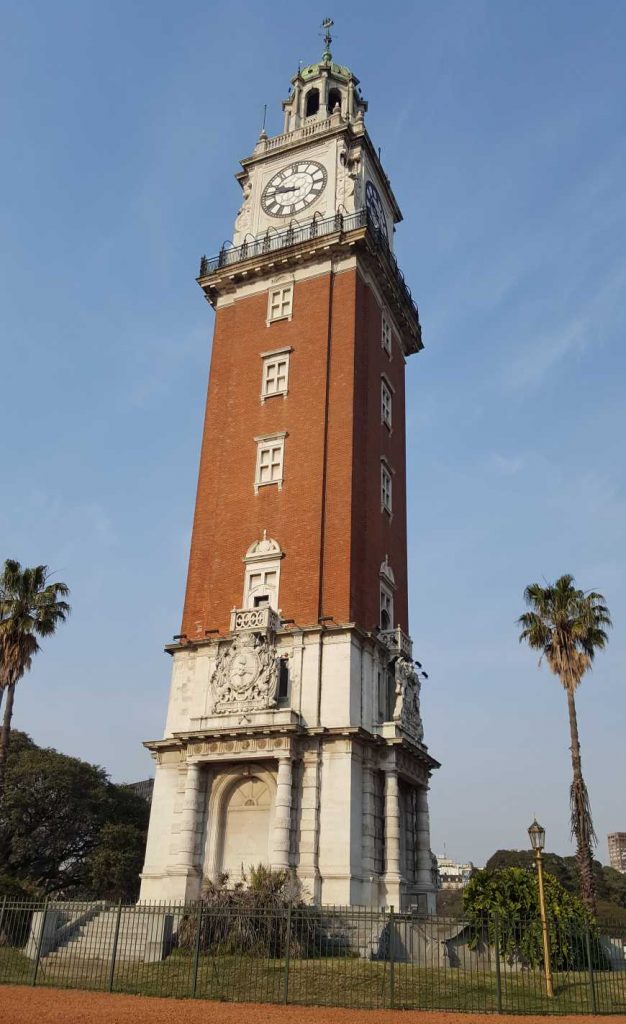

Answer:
[392,656,424,743]
[234,179,253,241]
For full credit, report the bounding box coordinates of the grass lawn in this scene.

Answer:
[2,946,626,1013]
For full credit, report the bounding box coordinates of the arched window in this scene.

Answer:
[327,87,342,114]
[305,88,320,117]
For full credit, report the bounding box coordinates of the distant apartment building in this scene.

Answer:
[436,854,474,889]
[608,833,626,873]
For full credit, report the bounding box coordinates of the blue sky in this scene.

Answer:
[2,0,625,868]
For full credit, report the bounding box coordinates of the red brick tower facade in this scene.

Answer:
[141,31,439,910]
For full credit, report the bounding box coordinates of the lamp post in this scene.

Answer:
[528,819,554,998]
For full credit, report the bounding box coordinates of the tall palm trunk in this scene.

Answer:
[566,687,596,915]
[0,682,16,798]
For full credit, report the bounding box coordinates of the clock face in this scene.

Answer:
[365,180,389,240]
[261,161,327,218]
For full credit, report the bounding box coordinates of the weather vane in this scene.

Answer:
[321,17,334,61]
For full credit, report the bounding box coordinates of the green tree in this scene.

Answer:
[464,866,594,969]
[0,560,70,797]
[518,575,611,915]
[0,731,149,899]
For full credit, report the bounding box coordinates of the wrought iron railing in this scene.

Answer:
[198,209,420,327]
[1,899,625,1012]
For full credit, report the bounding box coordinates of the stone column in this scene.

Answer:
[271,755,293,870]
[361,762,377,878]
[384,769,402,883]
[415,784,435,887]
[177,762,203,868]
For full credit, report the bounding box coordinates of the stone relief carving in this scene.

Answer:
[234,178,252,239]
[210,631,278,715]
[392,656,424,743]
[336,143,362,212]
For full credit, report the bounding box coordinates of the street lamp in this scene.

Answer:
[528,819,554,998]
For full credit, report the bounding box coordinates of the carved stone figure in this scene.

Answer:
[234,179,253,240]
[211,631,278,715]
[392,656,424,743]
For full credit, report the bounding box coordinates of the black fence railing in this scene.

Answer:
[198,208,420,328]
[1,899,625,1013]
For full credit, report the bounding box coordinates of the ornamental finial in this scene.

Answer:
[321,17,333,62]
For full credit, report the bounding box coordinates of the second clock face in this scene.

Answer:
[261,161,327,217]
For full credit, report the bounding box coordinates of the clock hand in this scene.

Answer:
[267,185,298,195]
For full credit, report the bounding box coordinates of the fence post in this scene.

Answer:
[0,895,6,943]
[283,901,292,1005]
[31,898,49,987]
[389,905,395,1010]
[493,912,503,1013]
[584,924,598,1014]
[107,900,123,993]
[190,902,203,999]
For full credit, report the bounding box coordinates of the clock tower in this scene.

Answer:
[140,24,440,911]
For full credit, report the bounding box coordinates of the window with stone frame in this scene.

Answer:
[261,348,291,400]
[277,656,290,704]
[254,433,286,493]
[267,284,294,323]
[373,771,385,875]
[380,583,394,632]
[381,462,392,514]
[381,378,392,429]
[246,568,279,608]
[381,311,392,355]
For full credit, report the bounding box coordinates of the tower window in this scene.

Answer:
[277,658,290,703]
[381,463,393,514]
[254,432,286,493]
[261,348,291,400]
[242,534,283,610]
[268,284,294,323]
[381,379,392,429]
[305,88,320,117]
[380,584,394,632]
[381,312,392,356]
[327,88,342,114]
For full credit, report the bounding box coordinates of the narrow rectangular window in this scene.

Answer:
[381,464,392,514]
[381,379,392,429]
[268,284,294,323]
[380,585,394,631]
[261,348,291,400]
[381,311,392,355]
[255,433,286,493]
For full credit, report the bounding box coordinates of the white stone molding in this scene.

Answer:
[242,532,284,610]
[230,606,281,635]
[271,755,293,870]
[210,632,278,716]
[379,555,396,589]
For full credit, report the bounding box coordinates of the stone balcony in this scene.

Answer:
[380,626,413,659]
[229,606,281,636]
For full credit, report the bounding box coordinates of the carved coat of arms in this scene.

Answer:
[210,632,278,715]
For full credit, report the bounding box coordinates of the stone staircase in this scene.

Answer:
[41,906,174,964]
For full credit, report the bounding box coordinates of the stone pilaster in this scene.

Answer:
[299,745,321,900]
[271,755,293,870]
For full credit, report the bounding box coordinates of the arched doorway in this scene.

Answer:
[220,775,272,879]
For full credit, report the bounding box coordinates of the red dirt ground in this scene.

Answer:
[1,988,625,1024]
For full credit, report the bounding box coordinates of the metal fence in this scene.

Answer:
[1,898,625,1013]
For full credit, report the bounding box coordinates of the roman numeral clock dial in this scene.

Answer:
[261,161,328,217]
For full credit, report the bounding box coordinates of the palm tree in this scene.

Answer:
[0,560,70,797]
[518,574,611,915]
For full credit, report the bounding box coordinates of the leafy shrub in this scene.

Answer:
[177,865,329,958]
[464,867,608,969]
